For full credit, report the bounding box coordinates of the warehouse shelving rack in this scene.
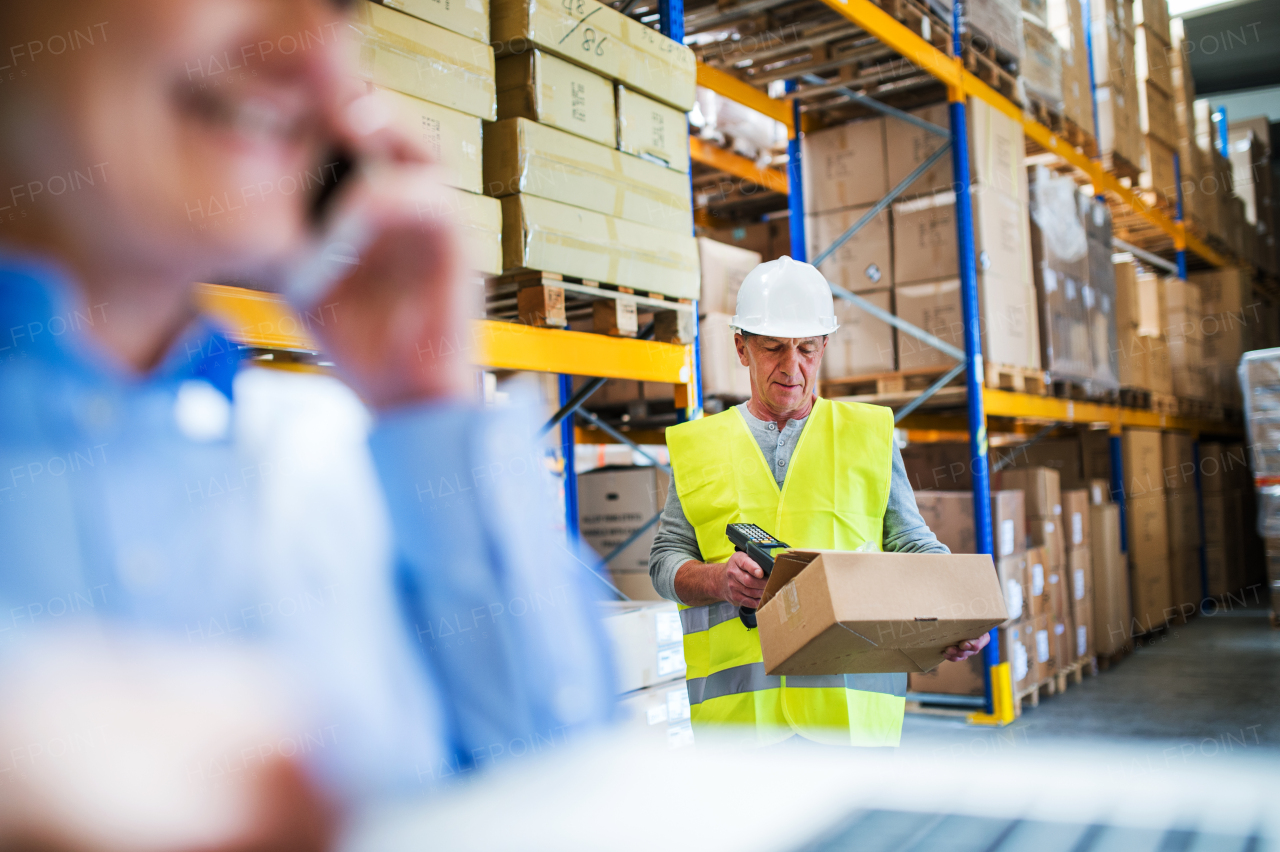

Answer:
[689,0,1245,723]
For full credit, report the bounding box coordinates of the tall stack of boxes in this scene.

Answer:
[1029,165,1117,392]
[1133,0,1177,205]
[1191,267,1252,407]
[1227,122,1276,273]
[1089,478,1131,657]
[1020,0,1064,115]
[1047,0,1097,143]
[890,100,1040,374]
[997,468,1065,680]
[487,0,699,298]
[1063,488,1094,661]
[352,1,504,275]
[801,117,897,380]
[697,238,759,398]
[1161,432,1202,612]
[600,601,693,748]
[1090,0,1142,171]
[1122,428,1172,632]
[909,488,1030,694]
[1200,442,1248,597]
[1162,275,1207,401]
[1169,19,1208,234]
[1113,259,1173,396]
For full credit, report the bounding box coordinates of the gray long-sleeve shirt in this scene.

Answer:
[649,403,949,604]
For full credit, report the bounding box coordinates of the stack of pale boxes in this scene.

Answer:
[798,97,1041,384]
[599,600,694,749]
[1089,0,1145,176]
[348,0,699,302]
[911,468,1110,699]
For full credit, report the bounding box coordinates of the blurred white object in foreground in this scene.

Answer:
[0,629,332,852]
[346,730,1280,852]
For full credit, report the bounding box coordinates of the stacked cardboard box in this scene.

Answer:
[1162,432,1202,612]
[1047,0,1096,141]
[1227,124,1276,273]
[696,238,759,398]
[909,488,1032,693]
[879,100,1040,373]
[1021,15,1064,112]
[994,468,1071,675]
[703,219,789,263]
[1029,165,1117,392]
[1133,0,1177,205]
[1114,260,1174,394]
[616,679,694,748]
[1162,275,1207,400]
[1088,479,1131,656]
[601,601,693,747]
[1062,488,1094,660]
[1090,0,1142,170]
[487,0,699,297]
[1122,428,1172,633]
[1200,442,1254,597]
[1169,19,1207,233]
[353,2,504,274]
[1191,267,1252,406]
[579,466,670,600]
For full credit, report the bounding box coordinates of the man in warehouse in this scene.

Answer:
[649,256,989,747]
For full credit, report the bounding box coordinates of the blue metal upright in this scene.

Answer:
[1213,106,1228,155]
[659,0,703,422]
[1081,0,1101,162]
[1174,152,1188,279]
[949,1,998,716]
[785,80,807,262]
[559,374,579,543]
[1109,434,1126,552]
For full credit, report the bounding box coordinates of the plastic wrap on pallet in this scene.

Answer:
[926,0,1024,63]
[1029,165,1093,386]
[1240,348,1280,538]
[1081,196,1120,390]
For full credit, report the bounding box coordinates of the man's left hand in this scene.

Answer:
[943,632,990,663]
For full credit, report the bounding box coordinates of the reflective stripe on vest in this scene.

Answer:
[666,398,905,747]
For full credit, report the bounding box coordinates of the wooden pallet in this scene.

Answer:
[1099,151,1142,183]
[1096,645,1131,671]
[1119,387,1179,414]
[1012,655,1098,715]
[1176,396,1224,420]
[822,366,966,398]
[486,271,695,343]
[1023,96,1099,158]
[963,44,1021,106]
[1050,378,1119,404]
[986,362,1049,395]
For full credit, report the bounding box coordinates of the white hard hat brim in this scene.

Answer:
[729,316,839,338]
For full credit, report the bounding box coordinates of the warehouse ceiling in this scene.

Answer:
[1181,0,1280,95]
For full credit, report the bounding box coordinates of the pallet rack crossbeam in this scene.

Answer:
[799,73,948,137]
[1113,238,1180,275]
[813,139,952,268]
[576,408,672,474]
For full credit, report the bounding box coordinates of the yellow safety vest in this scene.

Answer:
[665,398,907,747]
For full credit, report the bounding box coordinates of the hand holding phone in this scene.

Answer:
[285,90,476,409]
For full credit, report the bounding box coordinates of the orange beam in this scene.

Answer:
[689,137,789,194]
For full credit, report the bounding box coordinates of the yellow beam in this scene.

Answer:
[196,285,694,384]
[194,283,319,351]
[473,320,694,384]
[696,61,795,133]
[982,388,1240,435]
[813,0,1227,268]
[689,137,789,194]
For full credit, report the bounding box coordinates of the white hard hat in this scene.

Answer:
[730,256,839,338]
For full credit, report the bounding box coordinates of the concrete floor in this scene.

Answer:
[901,604,1280,754]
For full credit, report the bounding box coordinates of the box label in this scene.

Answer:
[1076,624,1087,657]
[666,686,691,721]
[668,720,695,749]
[656,646,685,677]
[1036,629,1050,662]
[1032,562,1045,595]
[999,518,1016,556]
[1073,568,1086,600]
[1013,640,1029,682]
[654,611,683,646]
[1072,512,1083,545]
[1004,578,1024,620]
[646,704,668,725]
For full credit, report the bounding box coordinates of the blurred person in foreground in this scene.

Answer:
[0,0,613,842]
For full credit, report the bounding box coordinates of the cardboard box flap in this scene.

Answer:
[760,550,822,609]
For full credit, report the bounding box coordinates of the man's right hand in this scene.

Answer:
[719,552,769,608]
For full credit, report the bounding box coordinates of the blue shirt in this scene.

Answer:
[0,253,614,801]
